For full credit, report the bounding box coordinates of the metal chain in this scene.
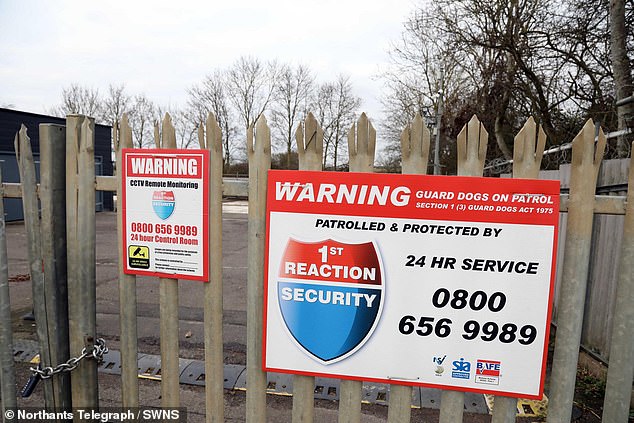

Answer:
[30,338,108,379]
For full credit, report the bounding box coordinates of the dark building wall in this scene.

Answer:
[0,108,114,219]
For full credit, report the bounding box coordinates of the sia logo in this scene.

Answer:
[152,191,175,220]
[277,239,384,364]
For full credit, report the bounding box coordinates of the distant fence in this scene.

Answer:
[0,112,631,423]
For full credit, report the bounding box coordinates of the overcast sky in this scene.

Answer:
[1,0,415,128]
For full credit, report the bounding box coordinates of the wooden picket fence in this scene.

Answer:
[0,111,632,423]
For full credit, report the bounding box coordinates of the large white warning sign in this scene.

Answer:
[264,170,559,399]
[122,149,209,281]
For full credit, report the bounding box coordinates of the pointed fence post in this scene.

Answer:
[246,116,271,423]
[154,122,161,149]
[338,113,376,423]
[297,112,324,172]
[547,120,606,423]
[387,113,431,423]
[456,115,488,177]
[347,113,376,174]
[39,123,72,411]
[116,114,140,408]
[512,117,546,180]
[399,113,430,175]
[158,113,181,409]
[16,125,57,407]
[293,112,324,423]
[0,165,17,420]
[66,115,99,408]
[201,113,225,423]
[439,115,488,423]
[489,117,546,423]
[602,141,634,423]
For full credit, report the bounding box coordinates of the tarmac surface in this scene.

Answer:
[2,202,537,422]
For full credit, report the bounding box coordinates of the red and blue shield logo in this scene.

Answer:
[277,239,384,364]
[152,191,175,220]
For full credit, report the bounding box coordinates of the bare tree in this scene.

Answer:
[610,0,634,157]
[314,83,336,167]
[101,84,131,127]
[380,8,465,168]
[128,94,156,148]
[313,75,362,169]
[271,64,314,168]
[226,56,280,131]
[188,71,237,166]
[522,0,623,153]
[52,84,102,118]
[381,0,628,170]
[172,108,199,149]
[432,0,563,156]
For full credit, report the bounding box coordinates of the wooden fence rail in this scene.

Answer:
[0,112,631,423]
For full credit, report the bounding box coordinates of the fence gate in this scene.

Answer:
[0,112,632,423]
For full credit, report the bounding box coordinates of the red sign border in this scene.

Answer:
[121,148,210,282]
[263,169,560,400]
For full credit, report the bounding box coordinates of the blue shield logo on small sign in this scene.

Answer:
[152,191,175,220]
[277,239,384,364]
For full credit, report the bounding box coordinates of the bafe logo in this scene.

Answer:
[475,359,501,385]
[277,239,384,364]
